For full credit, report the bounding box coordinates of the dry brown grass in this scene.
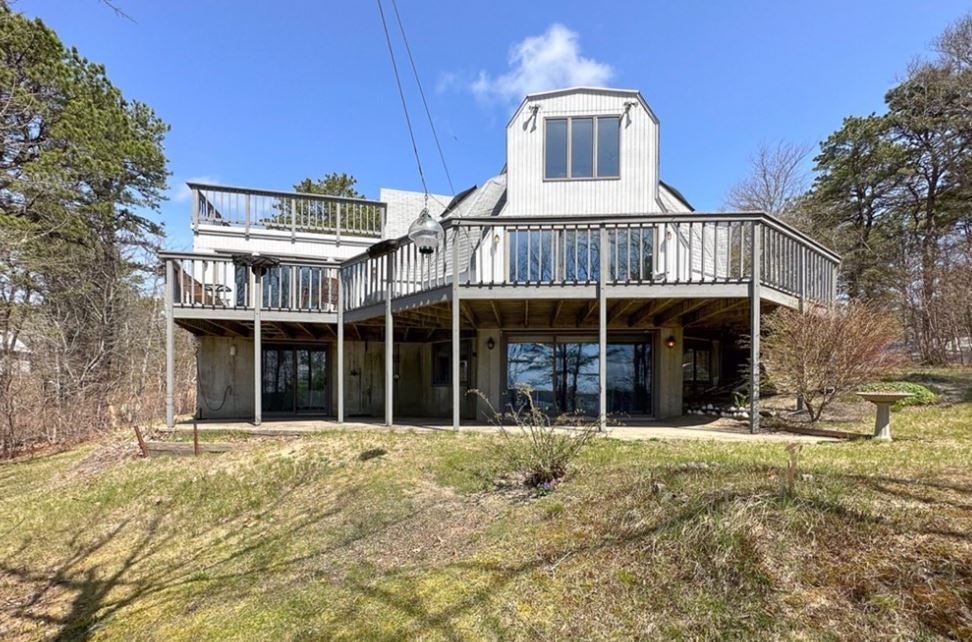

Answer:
[0,369,969,640]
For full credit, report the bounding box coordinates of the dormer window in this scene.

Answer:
[545,116,620,180]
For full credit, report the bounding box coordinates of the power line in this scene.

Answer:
[376,0,428,197]
[389,0,455,194]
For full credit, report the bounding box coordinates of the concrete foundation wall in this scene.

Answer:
[193,326,688,422]
[655,326,684,419]
[196,336,255,420]
[475,329,502,421]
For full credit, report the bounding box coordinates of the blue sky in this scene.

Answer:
[18,0,971,250]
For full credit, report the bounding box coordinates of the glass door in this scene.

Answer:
[262,347,328,414]
[296,348,327,413]
[262,348,295,413]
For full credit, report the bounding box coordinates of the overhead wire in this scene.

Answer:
[389,0,455,194]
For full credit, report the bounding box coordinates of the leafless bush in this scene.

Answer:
[0,273,196,457]
[472,386,600,488]
[761,303,903,423]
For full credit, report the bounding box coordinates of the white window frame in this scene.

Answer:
[544,115,621,181]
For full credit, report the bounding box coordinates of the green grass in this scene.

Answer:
[1,370,971,640]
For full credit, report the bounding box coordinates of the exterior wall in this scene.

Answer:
[379,188,451,240]
[196,335,255,420]
[655,326,684,419]
[505,88,660,216]
[193,225,373,261]
[475,329,503,421]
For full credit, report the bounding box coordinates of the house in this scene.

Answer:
[0,333,30,374]
[161,87,839,432]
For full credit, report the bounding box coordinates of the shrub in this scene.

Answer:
[761,303,903,423]
[471,386,599,489]
[860,381,937,410]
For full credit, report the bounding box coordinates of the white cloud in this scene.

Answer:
[171,175,219,203]
[471,24,614,103]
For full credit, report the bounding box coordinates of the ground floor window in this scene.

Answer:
[506,335,652,416]
[262,346,328,413]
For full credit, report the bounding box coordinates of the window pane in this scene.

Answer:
[555,343,599,415]
[597,116,620,177]
[571,118,594,178]
[545,119,568,179]
[507,342,555,412]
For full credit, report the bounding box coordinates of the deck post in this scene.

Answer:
[452,227,461,430]
[598,225,608,431]
[798,246,806,313]
[337,268,345,423]
[385,252,394,427]
[253,267,262,426]
[749,222,761,434]
[190,187,199,232]
[165,258,175,429]
[796,246,806,412]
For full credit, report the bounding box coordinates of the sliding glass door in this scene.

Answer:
[506,336,653,416]
[262,346,328,414]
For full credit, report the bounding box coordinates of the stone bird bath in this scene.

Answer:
[856,391,913,441]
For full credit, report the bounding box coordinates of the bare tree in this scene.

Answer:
[761,304,903,423]
[727,140,812,220]
[935,11,972,69]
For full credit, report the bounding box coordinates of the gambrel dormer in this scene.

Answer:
[505,87,671,216]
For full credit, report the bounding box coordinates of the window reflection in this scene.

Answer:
[506,338,653,416]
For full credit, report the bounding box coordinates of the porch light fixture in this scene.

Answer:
[486,337,495,351]
[665,335,677,349]
[408,207,444,255]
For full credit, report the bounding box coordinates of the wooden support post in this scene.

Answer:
[337,268,345,423]
[253,267,262,426]
[598,225,608,431]
[798,246,806,313]
[191,187,199,232]
[452,228,461,430]
[385,253,394,427]
[165,259,175,429]
[750,223,761,434]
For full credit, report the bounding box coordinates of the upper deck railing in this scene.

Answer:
[165,209,839,320]
[340,213,840,313]
[189,182,386,240]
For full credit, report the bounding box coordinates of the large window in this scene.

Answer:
[545,116,621,180]
[507,336,652,415]
[507,227,654,284]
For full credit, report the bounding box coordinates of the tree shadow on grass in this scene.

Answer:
[2,456,971,641]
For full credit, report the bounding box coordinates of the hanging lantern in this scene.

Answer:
[408,207,444,255]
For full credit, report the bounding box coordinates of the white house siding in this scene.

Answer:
[379,188,451,240]
[659,222,731,282]
[505,88,659,216]
[193,225,374,261]
[658,183,693,214]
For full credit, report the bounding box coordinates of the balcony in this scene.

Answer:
[164,208,839,329]
[190,182,386,240]
[340,213,840,321]
[163,252,340,324]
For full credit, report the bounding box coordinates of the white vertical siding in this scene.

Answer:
[505,89,659,216]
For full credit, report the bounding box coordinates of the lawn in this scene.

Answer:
[1,370,970,641]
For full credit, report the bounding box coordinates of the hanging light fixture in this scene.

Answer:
[408,207,444,255]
